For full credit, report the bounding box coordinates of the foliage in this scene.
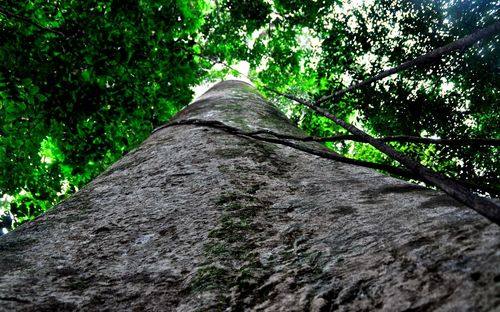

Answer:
[0,0,209,228]
[331,0,500,191]
[1,0,498,231]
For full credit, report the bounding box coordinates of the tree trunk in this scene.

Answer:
[1,80,499,311]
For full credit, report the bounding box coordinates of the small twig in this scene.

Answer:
[317,21,500,105]
[0,7,65,37]
[184,47,253,82]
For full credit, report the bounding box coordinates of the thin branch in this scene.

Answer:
[317,21,500,105]
[368,136,500,146]
[184,47,254,82]
[0,7,65,37]
[153,119,416,179]
[245,128,500,146]
[264,86,500,226]
[153,119,500,197]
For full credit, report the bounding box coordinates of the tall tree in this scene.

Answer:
[1,81,499,311]
[1,0,498,236]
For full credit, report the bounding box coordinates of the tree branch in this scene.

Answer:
[175,43,500,211]
[263,86,500,226]
[316,21,500,105]
[245,128,500,146]
[155,119,413,177]
[364,136,500,146]
[154,119,500,198]
[0,7,65,37]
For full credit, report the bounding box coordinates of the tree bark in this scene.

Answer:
[0,80,499,311]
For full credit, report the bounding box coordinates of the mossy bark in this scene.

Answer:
[0,80,499,311]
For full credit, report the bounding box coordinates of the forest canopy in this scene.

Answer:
[0,0,499,231]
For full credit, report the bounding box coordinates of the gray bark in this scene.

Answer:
[0,80,499,311]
